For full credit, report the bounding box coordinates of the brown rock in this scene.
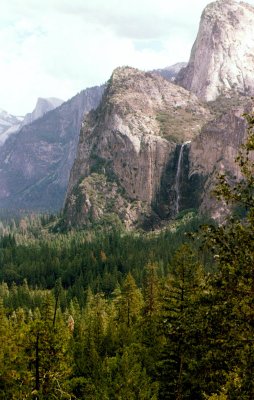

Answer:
[64,67,211,228]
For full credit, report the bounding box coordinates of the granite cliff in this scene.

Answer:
[1,0,252,227]
[177,0,254,101]
[0,86,104,211]
[174,0,254,219]
[64,67,212,229]
[21,97,64,127]
[189,96,250,220]
[64,0,254,228]
[0,98,64,147]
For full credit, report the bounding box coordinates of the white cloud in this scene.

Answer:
[1,0,254,115]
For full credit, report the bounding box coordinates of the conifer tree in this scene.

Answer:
[118,272,143,328]
[26,294,72,399]
[198,108,254,399]
[157,244,204,400]
[141,262,162,378]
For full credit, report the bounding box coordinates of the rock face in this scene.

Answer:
[189,99,250,220]
[177,0,254,101]
[64,67,212,229]
[0,86,105,211]
[0,98,64,146]
[2,0,252,224]
[62,1,254,229]
[21,97,64,126]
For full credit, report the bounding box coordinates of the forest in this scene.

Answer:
[1,112,254,400]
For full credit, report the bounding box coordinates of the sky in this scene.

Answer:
[1,0,253,115]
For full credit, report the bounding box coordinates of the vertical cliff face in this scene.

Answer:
[0,98,64,146]
[188,100,250,220]
[177,0,254,101]
[172,0,254,220]
[64,67,212,228]
[2,0,251,222]
[0,86,105,211]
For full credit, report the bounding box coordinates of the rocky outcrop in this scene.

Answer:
[188,98,250,220]
[64,67,212,229]
[177,0,254,101]
[63,0,254,229]
[2,0,252,224]
[0,86,105,211]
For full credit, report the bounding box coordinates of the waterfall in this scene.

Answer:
[175,141,191,214]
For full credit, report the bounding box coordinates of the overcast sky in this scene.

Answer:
[1,0,253,115]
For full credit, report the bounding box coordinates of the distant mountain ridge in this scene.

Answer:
[151,62,187,81]
[1,0,253,225]
[0,86,105,211]
[21,97,64,127]
[0,97,64,146]
[0,109,23,145]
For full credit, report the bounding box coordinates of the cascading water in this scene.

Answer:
[175,141,191,214]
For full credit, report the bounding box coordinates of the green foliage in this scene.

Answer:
[2,108,254,399]
[155,106,205,142]
[196,109,254,399]
[157,244,205,399]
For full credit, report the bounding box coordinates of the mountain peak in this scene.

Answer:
[36,97,63,108]
[110,66,143,84]
[177,0,254,101]
[22,97,64,126]
[64,67,212,229]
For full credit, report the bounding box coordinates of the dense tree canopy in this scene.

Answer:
[1,111,254,399]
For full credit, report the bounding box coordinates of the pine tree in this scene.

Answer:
[157,244,204,400]
[26,294,72,399]
[141,262,162,378]
[198,109,254,399]
[118,272,143,328]
[105,344,159,399]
